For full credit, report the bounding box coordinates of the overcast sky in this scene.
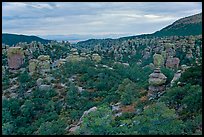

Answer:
[2,2,202,37]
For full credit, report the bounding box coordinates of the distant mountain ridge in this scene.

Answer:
[76,13,202,45]
[2,13,202,46]
[2,33,52,46]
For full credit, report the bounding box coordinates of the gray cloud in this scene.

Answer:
[2,2,202,37]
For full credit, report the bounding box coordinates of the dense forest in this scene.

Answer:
[2,13,202,135]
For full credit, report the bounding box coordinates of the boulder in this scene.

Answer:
[37,55,50,61]
[7,47,24,69]
[122,63,130,67]
[72,52,79,55]
[92,54,101,63]
[10,93,18,99]
[39,84,51,91]
[45,76,55,83]
[148,63,155,69]
[38,60,50,69]
[36,78,44,86]
[69,126,80,132]
[80,53,86,57]
[70,48,77,52]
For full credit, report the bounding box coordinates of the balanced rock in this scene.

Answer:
[148,68,167,98]
[149,68,167,86]
[7,47,24,69]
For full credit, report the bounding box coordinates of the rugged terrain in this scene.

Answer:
[2,13,202,135]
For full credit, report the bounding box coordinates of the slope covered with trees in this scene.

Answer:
[2,33,52,46]
[153,13,202,37]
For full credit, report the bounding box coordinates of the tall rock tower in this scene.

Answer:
[7,47,24,70]
[148,68,167,99]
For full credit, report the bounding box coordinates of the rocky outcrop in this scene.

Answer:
[181,64,190,72]
[29,59,39,74]
[52,59,66,68]
[143,47,151,59]
[171,70,182,87]
[196,46,201,57]
[164,43,176,58]
[28,55,51,76]
[68,106,97,132]
[92,53,101,63]
[66,49,87,62]
[153,53,164,67]
[186,49,193,59]
[37,55,51,75]
[166,56,180,69]
[7,47,24,69]
[66,54,81,62]
[2,66,5,76]
[36,78,44,86]
[148,68,167,98]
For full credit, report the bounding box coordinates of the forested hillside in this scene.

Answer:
[153,13,202,37]
[2,33,51,46]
